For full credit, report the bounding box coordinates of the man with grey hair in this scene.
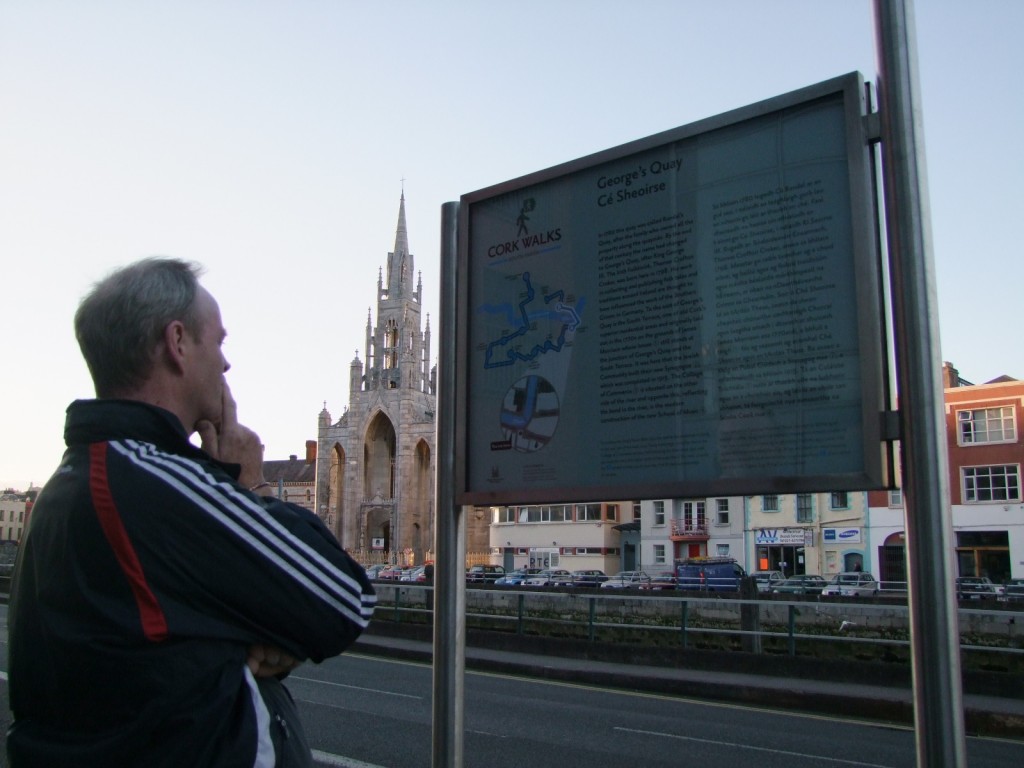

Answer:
[7,257,375,767]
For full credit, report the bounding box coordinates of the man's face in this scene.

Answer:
[187,287,230,429]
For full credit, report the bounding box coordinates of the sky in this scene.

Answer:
[2,0,1022,491]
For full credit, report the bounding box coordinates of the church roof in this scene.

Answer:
[262,456,317,485]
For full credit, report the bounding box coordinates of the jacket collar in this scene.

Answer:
[63,399,240,479]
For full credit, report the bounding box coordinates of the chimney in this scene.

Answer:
[941,361,961,389]
[305,440,317,464]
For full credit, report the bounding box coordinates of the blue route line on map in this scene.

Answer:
[481,272,581,369]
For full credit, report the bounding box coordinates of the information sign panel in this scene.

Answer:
[456,73,887,505]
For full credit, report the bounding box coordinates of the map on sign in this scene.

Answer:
[480,272,583,369]
[477,271,585,453]
[498,374,559,452]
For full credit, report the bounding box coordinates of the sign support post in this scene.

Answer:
[874,1,967,765]
[432,201,465,768]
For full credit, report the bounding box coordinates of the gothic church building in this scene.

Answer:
[315,193,436,563]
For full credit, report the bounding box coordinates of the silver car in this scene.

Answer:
[524,568,575,587]
[821,572,879,597]
[752,570,785,593]
[600,570,651,589]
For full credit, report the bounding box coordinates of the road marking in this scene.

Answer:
[614,727,896,767]
[312,750,388,767]
[462,665,913,731]
[347,651,429,669]
[290,674,422,700]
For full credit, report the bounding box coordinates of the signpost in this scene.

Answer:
[435,5,964,764]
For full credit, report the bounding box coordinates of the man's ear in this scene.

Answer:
[162,320,189,374]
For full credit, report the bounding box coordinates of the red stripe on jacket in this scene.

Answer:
[90,442,169,641]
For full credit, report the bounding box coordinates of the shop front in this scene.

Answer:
[754,527,812,577]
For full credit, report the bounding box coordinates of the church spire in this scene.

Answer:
[393,190,409,260]
[386,189,414,299]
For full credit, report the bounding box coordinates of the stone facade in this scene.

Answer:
[315,194,437,564]
[0,489,33,542]
[261,442,318,513]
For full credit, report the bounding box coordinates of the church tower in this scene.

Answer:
[315,192,437,564]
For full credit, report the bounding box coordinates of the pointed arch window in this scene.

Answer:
[384,319,399,369]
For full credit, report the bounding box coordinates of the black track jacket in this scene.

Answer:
[7,399,376,767]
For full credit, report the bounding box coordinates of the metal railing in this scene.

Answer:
[372,583,1024,665]
[669,519,708,537]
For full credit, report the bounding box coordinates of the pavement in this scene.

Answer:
[353,625,1024,741]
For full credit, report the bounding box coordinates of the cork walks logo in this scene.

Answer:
[516,197,535,237]
[486,197,563,258]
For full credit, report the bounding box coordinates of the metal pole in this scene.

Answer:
[873,2,967,765]
[432,201,465,768]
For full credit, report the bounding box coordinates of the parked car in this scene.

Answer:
[772,574,828,595]
[571,569,609,587]
[377,564,405,581]
[751,570,785,593]
[676,558,746,592]
[524,568,575,587]
[400,565,426,582]
[363,563,389,580]
[639,571,678,590]
[494,567,542,586]
[600,570,651,589]
[820,572,879,597]
[999,578,1024,603]
[956,576,1003,600]
[465,564,506,583]
[399,564,434,583]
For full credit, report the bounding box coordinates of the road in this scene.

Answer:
[1,606,1022,767]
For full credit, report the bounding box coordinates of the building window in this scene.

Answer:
[889,489,903,507]
[653,500,666,526]
[632,501,641,521]
[958,406,1016,445]
[576,503,601,522]
[681,500,706,531]
[716,544,730,557]
[605,504,618,522]
[518,506,544,523]
[517,505,571,523]
[384,319,399,369]
[549,505,572,522]
[796,494,813,523]
[763,494,779,512]
[495,507,515,524]
[830,492,849,510]
[715,498,729,526]
[653,544,666,565]
[962,465,1021,502]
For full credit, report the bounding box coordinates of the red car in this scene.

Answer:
[377,565,405,581]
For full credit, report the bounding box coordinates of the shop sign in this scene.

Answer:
[822,527,862,544]
[755,528,807,545]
